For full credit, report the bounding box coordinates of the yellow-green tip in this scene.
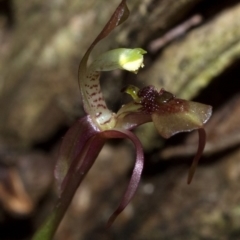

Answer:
[121,85,141,102]
[119,48,147,73]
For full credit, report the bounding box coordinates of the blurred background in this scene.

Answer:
[1,0,240,239]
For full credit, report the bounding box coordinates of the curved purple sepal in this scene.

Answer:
[102,129,144,227]
[187,128,206,184]
[54,116,99,193]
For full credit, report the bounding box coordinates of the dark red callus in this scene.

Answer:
[137,86,174,114]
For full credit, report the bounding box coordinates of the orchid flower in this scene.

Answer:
[32,1,212,239]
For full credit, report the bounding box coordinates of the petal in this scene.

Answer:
[115,102,152,130]
[102,129,144,227]
[54,116,99,193]
[152,99,212,138]
[187,128,206,184]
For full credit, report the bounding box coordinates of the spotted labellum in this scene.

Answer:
[32,1,212,239]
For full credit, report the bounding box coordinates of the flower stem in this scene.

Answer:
[32,136,105,240]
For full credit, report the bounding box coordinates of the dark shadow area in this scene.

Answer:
[0,213,33,240]
[191,0,240,20]
[192,58,240,110]
[0,0,15,28]
[32,125,69,152]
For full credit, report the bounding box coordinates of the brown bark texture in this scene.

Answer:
[0,0,240,239]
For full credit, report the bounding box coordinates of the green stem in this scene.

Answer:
[32,136,105,240]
